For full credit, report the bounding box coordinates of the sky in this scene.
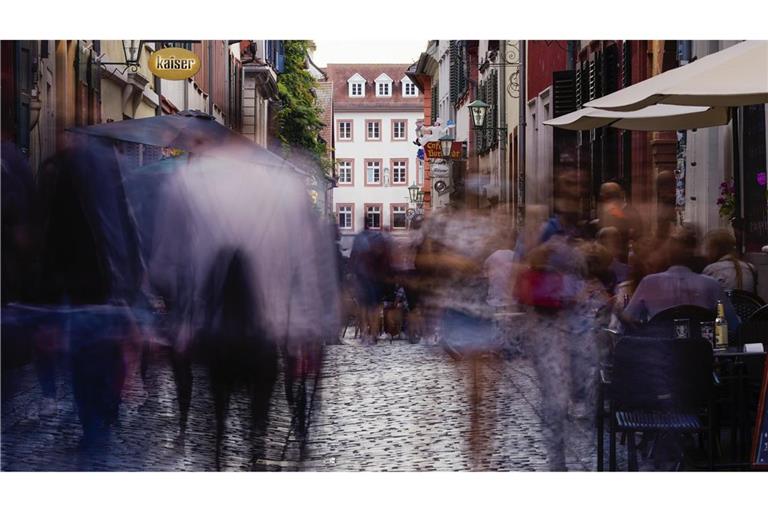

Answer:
[312,40,427,67]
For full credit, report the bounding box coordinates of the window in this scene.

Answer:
[366,120,381,141]
[348,73,366,97]
[374,73,393,97]
[366,205,382,229]
[403,79,418,97]
[392,120,407,140]
[337,205,353,230]
[337,120,352,141]
[365,160,381,185]
[391,160,407,184]
[391,205,407,230]
[337,160,353,185]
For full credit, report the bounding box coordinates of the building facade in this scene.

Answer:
[326,64,423,253]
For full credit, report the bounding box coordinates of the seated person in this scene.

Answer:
[702,228,757,293]
[622,225,740,337]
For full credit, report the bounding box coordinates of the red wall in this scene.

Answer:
[526,40,568,101]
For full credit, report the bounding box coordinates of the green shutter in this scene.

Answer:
[450,41,459,104]
[431,84,438,124]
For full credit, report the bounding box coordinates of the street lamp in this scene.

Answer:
[122,40,143,67]
[408,182,420,203]
[98,40,144,71]
[467,99,490,129]
[439,133,455,160]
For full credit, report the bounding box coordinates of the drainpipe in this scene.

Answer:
[207,41,213,116]
[499,40,507,212]
[518,40,526,227]
[154,74,161,116]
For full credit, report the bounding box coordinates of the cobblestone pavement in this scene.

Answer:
[2,340,641,471]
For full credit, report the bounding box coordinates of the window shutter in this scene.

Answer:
[604,45,619,95]
[553,70,577,118]
[449,41,459,104]
[491,69,499,149]
[622,42,631,88]
[431,84,438,124]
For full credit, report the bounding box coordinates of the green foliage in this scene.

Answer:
[276,40,329,173]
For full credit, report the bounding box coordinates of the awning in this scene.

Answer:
[544,104,730,131]
[584,40,768,111]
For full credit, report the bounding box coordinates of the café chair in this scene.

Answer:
[737,304,768,344]
[632,305,716,339]
[726,289,766,324]
[603,336,715,471]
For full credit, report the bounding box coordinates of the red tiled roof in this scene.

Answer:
[325,64,422,112]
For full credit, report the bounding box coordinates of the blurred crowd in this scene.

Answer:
[2,133,758,470]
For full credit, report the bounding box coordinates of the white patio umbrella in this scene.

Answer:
[544,104,730,131]
[584,40,768,111]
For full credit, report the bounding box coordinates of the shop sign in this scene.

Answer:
[430,160,450,178]
[149,47,201,80]
[424,141,463,160]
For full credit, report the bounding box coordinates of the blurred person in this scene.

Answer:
[349,217,393,344]
[198,248,278,470]
[656,170,677,240]
[702,228,757,293]
[608,236,661,332]
[33,141,145,446]
[514,166,601,470]
[591,181,644,262]
[596,226,628,292]
[413,209,506,467]
[149,145,340,441]
[622,225,740,335]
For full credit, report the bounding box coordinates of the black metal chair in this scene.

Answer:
[602,336,715,471]
[726,289,766,324]
[737,304,768,344]
[627,305,716,340]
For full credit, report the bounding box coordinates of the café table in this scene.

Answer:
[713,343,766,463]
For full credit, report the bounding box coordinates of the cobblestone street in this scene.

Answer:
[2,340,611,471]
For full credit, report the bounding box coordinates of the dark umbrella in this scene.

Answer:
[69,110,312,175]
[69,110,249,152]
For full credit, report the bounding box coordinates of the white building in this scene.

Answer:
[326,64,424,254]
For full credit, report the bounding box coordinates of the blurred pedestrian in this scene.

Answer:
[349,217,393,344]
[515,166,600,470]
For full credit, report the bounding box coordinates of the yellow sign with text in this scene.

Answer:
[149,47,201,80]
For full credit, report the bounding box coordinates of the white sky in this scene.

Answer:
[312,40,427,67]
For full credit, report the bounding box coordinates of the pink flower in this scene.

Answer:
[717,197,725,205]
[758,172,767,187]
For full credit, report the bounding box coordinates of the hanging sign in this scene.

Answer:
[424,141,443,159]
[149,47,201,80]
[430,160,450,178]
[424,141,464,160]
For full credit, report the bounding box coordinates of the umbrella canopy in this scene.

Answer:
[69,110,251,152]
[544,104,730,131]
[585,40,768,111]
[147,147,340,353]
[69,109,314,177]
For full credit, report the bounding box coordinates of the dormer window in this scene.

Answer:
[374,73,393,97]
[348,73,366,97]
[402,76,418,97]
